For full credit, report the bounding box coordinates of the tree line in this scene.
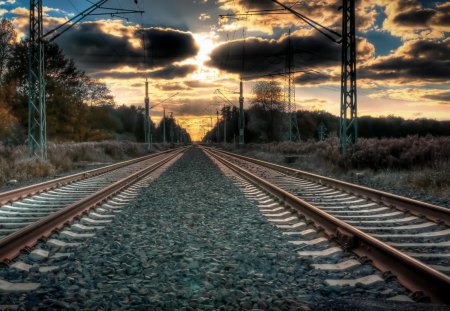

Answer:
[0,18,190,146]
[205,80,450,143]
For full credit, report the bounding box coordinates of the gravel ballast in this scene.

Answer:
[1,147,443,310]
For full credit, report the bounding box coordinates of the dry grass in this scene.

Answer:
[0,141,167,186]
[368,163,450,200]
[231,136,450,202]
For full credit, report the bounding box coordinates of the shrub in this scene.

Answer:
[240,136,450,171]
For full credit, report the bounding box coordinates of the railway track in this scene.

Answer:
[0,147,187,263]
[203,147,450,304]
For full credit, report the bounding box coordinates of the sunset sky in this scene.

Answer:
[1,0,449,140]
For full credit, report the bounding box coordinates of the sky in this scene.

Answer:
[1,0,449,140]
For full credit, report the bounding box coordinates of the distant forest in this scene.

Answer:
[205,81,450,143]
[0,18,190,146]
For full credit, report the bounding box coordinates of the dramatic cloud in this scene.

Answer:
[360,39,450,83]
[148,64,198,79]
[381,0,450,40]
[184,81,219,88]
[56,22,199,72]
[91,64,197,80]
[91,71,145,80]
[422,91,450,104]
[208,32,373,79]
[294,72,334,85]
[393,9,437,27]
[9,6,67,39]
[142,28,199,65]
[218,0,376,34]
[209,34,339,77]
[155,82,190,91]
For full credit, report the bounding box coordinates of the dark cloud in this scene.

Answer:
[232,0,277,11]
[422,91,450,103]
[360,40,450,82]
[156,82,189,91]
[57,23,198,72]
[393,9,436,26]
[91,71,145,79]
[184,81,218,88]
[406,40,449,60]
[148,64,197,79]
[57,23,139,71]
[388,1,450,29]
[394,0,418,12]
[90,64,197,80]
[143,28,199,65]
[294,72,333,85]
[207,33,341,79]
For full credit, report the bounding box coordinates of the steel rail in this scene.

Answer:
[0,148,185,263]
[208,148,450,226]
[0,147,185,205]
[204,147,450,304]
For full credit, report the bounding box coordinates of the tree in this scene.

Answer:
[249,80,285,142]
[83,78,115,107]
[0,82,18,140]
[0,16,197,145]
[0,20,19,141]
[251,80,284,112]
[0,18,16,84]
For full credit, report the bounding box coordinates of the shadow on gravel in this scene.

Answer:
[311,299,450,311]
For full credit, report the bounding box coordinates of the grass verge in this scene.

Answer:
[0,141,170,186]
[224,136,450,204]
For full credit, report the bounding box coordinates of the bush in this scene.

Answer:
[343,136,450,170]
[239,136,450,171]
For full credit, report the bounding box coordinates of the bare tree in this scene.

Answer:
[249,80,286,141]
[251,80,285,112]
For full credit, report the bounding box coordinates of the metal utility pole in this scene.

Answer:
[163,108,166,144]
[169,112,174,144]
[216,110,219,142]
[339,0,357,153]
[215,89,236,145]
[223,111,227,144]
[318,121,327,141]
[28,0,46,159]
[28,0,143,159]
[144,78,151,149]
[285,29,300,142]
[238,79,245,145]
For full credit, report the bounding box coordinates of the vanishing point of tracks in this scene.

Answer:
[203,147,450,304]
[0,147,186,263]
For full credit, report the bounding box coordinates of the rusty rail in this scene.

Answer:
[209,148,450,226]
[0,148,185,263]
[0,147,184,205]
[205,147,450,304]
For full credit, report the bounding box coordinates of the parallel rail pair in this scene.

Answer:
[0,147,186,263]
[204,147,450,305]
